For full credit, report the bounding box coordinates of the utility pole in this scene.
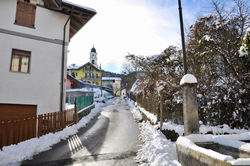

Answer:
[178,0,199,136]
[178,0,188,74]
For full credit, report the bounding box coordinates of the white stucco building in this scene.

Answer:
[0,0,96,117]
[102,77,122,96]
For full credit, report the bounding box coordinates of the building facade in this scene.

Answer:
[70,62,102,85]
[0,0,96,117]
[68,47,102,85]
[102,77,121,96]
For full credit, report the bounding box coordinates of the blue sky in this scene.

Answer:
[67,0,232,73]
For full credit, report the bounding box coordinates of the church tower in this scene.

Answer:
[89,46,97,67]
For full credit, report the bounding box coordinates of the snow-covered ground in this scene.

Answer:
[162,121,250,136]
[127,99,182,166]
[134,101,249,136]
[137,122,182,166]
[0,97,116,166]
[127,99,250,166]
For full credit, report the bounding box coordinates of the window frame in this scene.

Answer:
[10,49,31,73]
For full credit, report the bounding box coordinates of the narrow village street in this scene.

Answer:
[22,98,141,166]
[1,0,249,166]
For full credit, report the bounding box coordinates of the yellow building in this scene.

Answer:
[68,47,102,85]
[70,62,102,85]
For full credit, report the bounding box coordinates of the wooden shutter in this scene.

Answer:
[15,1,36,27]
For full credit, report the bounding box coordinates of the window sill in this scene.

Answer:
[14,22,36,29]
[10,70,30,74]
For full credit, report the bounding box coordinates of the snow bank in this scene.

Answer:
[131,102,249,136]
[65,103,74,109]
[136,104,157,124]
[92,87,112,99]
[199,124,250,135]
[0,98,115,166]
[162,122,184,136]
[180,74,197,85]
[130,79,141,93]
[127,99,142,121]
[137,122,182,166]
[162,122,249,136]
[127,99,181,166]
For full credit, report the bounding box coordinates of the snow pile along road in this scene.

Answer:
[127,99,181,166]
[137,122,182,166]
[0,98,115,166]
[127,99,142,121]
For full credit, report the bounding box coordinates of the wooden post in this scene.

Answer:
[0,121,3,150]
[19,119,24,141]
[24,118,28,140]
[50,113,53,133]
[15,120,19,144]
[38,115,42,137]
[74,105,78,124]
[2,121,7,149]
[53,112,56,132]
[63,111,66,128]
[32,117,36,138]
[8,120,14,145]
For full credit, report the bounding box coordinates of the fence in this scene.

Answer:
[66,91,94,112]
[0,108,77,150]
[134,92,183,124]
[75,96,94,111]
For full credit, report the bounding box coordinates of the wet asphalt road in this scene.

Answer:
[22,98,141,166]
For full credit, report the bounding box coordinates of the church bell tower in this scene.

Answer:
[89,46,97,67]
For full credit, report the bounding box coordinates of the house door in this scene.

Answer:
[0,104,37,149]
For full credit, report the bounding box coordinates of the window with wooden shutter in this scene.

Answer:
[15,0,36,28]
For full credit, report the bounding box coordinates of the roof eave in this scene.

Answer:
[43,0,96,39]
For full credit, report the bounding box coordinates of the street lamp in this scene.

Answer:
[178,0,188,74]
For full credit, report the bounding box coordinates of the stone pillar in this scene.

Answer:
[180,74,199,135]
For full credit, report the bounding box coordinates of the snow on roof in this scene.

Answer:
[67,64,80,70]
[102,77,121,81]
[66,88,93,93]
[62,0,96,13]
[180,74,197,85]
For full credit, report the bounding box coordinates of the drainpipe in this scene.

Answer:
[60,15,71,111]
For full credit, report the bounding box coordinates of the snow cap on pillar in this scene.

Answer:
[180,74,197,85]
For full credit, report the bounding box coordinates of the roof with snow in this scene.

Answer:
[102,77,122,81]
[67,64,81,70]
[68,62,101,71]
[43,0,96,39]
